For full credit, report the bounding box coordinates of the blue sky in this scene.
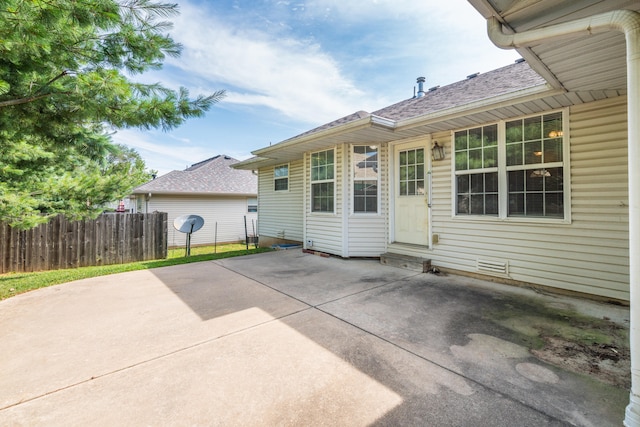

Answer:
[112,0,520,175]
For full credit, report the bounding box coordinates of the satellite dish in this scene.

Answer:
[173,215,204,257]
[173,215,204,234]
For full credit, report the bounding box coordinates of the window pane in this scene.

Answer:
[543,112,563,139]
[485,194,498,215]
[457,195,470,214]
[416,164,424,180]
[455,131,468,151]
[525,140,542,164]
[275,178,288,191]
[508,170,524,192]
[526,193,544,215]
[456,172,497,216]
[524,116,541,141]
[312,182,334,212]
[400,181,407,195]
[416,180,425,195]
[408,149,415,164]
[470,174,483,193]
[365,197,377,212]
[484,125,498,146]
[400,151,407,165]
[457,175,469,193]
[544,139,563,162]
[400,165,407,181]
[545,168,563,191]
[354,180,378,213]
[275,165,288,177]
[408,181,415,195]
[509,193,524,216]
[485,172,498,192]
[484,146,497,168]
[469,149,482,169]
[506,120,522,143]
[469,128,482,149]
[416,149,424,163]
[455,151,468,170]
[318,167,326,181]
[470,194,484,214]
[545,193,564,217]
[407,165,415,180]
[526,170,544,191]
[506,143,522,166]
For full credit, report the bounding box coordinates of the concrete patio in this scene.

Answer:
[0,250,630,426]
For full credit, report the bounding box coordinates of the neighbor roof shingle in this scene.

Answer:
[133,155,257,195]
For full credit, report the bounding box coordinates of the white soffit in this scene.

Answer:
[469,0,640,92]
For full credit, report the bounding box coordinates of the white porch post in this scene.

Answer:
[625,18,640,427]
[485,11,640,426]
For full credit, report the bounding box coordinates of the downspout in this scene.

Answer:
[486,10,640,426]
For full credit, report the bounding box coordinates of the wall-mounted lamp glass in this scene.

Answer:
[432,141,445,161]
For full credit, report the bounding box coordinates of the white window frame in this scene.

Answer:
[310,148,335,214]
[274,164,289,192]
[352,144,380,214]
[452,109,571,223]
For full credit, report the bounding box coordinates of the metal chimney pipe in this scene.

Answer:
[416,77,426,97]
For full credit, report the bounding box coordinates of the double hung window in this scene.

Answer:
[274,164,289,191]
[454,111,566,219]
[353,145,378,213]
[311,149,335,213]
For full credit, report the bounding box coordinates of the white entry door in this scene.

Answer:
[394,140,429,246]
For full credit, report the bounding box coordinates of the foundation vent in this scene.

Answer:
[477,259,508,275]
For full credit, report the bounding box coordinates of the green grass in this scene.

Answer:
[0,244,271,300]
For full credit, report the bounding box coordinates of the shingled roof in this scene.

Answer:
[133,155,257,195]
[372,60,545,120]
[280,60,545,141]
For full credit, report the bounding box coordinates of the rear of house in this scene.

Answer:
[235,61,629,301]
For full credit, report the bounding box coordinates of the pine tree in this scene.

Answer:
[0,0,225,228]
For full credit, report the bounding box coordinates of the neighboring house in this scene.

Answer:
[234,1,639,306]
[132,155,257,247]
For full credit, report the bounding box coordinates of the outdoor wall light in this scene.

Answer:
[432,141,445,161]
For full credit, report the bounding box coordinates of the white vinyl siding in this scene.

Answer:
[348,143,388,257]
[306,145,344,255]
[428,97,629,300]
[257,160,304,242]
[146,195,258,247]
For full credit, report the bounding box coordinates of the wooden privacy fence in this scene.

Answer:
[0,213,168,274]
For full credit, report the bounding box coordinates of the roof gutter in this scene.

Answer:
[487,10,640,426]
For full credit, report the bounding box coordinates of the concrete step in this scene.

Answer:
[380,252,431,273]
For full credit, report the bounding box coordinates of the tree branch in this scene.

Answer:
[0,93,55,108]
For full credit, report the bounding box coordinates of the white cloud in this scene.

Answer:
[164,3,372,124]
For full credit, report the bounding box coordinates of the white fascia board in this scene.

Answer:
[251,115,382,158]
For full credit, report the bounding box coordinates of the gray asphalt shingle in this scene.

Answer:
[285,60,545,141]
[133,155,257,195]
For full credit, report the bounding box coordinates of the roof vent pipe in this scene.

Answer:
[416,77,426,97]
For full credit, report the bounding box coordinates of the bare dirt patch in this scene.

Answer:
[485,296,630,389]
[533,335,630,389]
